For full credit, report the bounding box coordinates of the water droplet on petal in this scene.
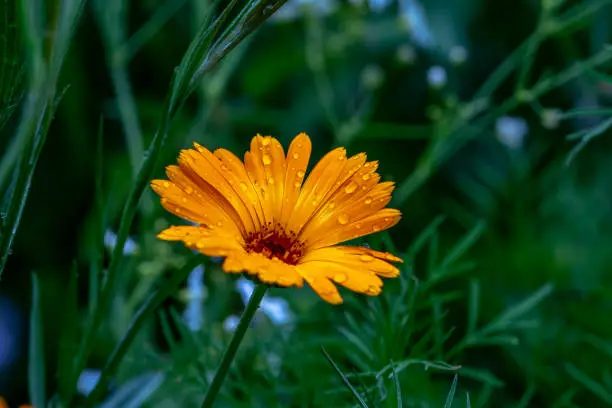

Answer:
[328,202,336,209]
[196,241,204,249]
[261,137,271,146]
[184,186,193,194]
[163,181,170,188]
[292,152,299,159]
[239,182,248,191]
[217,221,223,227]
[334,274,347,283]
[344,182,358,194]
[373,225,381,232]
[182,197,187,203]
[365,197,373,205]
[338,214,349,225]
[297,170,305,178]
[360,255,374,262]
[267,177,274,185]
[294,182,301,189]
[262,154,272,165]
[362,174,370,181]
[338,155,346,161]
[355,223,362,229]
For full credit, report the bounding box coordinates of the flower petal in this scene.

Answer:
[280,133,311,225]
[298,160,380,242]
[157,225,244,257]
[178,143,258,234]
[301,245,401,278]
[285,147,348,234]
[222,250,304,287]
[294,261,344,304]
[308,208,402,250]
[214,148,266,231]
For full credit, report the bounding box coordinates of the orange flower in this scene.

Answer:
[151,133,402,303]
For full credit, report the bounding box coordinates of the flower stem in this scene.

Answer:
[201,283,268,408]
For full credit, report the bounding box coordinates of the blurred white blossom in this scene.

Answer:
[104,229,138,255]
[223,315,240,333]
[427,65,447,89]
[541,108,562,130]
[183,264,207,331]
[449,45,468,65]
[496,116,529,149]
[398,0,435,48]
[272,0,337,22]
[361,64,385,90]
[235,278,294,327]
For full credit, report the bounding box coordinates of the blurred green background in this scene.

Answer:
[1,0,612,406]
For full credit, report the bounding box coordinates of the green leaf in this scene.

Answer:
[566,363,612,404]
[440,221,486,268]
[28,272,46,408]
[321,346,369,408]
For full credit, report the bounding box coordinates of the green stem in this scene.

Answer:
[201,283,268,408]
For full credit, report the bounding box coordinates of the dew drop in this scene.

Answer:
[334,274,347,283]
[261,137,271,146]
[355,223,362,229]
[328,202,336,209]
[262,154,272,165]
[297,143,303,148]
[239,182,248,191]
[196,241,204,249]
[344,182,358,194]
[217,220,223,227]
[182,197,187,203]
[362,174,370,181]
[292,152,300,159]
[297,170,305,178]
[267,177,275,185]
[338,214,349,225]
[365,197,373,205]
[185,186,193,194]
[175,208,181,213]
[294,182,301,189]
[373,225,381,232]
[360,255,374,262]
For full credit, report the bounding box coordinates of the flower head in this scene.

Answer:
[151,133,402,304]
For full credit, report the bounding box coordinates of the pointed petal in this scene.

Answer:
[222,251,304,287]
[280,133,311,225]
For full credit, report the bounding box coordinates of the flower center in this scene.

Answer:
[245,222,305,265]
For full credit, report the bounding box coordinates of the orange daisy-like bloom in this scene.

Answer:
[151,133,402,304]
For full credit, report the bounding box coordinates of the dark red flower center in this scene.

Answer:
[245,222,305,265]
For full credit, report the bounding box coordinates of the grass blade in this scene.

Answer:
[28,272,46,408]
[58,261,79,404]
[321,346,369,408]
[443,374,459,408]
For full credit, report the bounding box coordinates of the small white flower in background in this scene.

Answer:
[104,229,138,255]
[541,108,562,129]
[271,0,337,22]
[235,278,295,327]
[360,64,385,90]
[496,116,529,149]
[183,264,207,332]
[426,65,447,89]
[449,45,468,66]
[396,44,416,64]
[77,368,102,396]
[223,315,240,333]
